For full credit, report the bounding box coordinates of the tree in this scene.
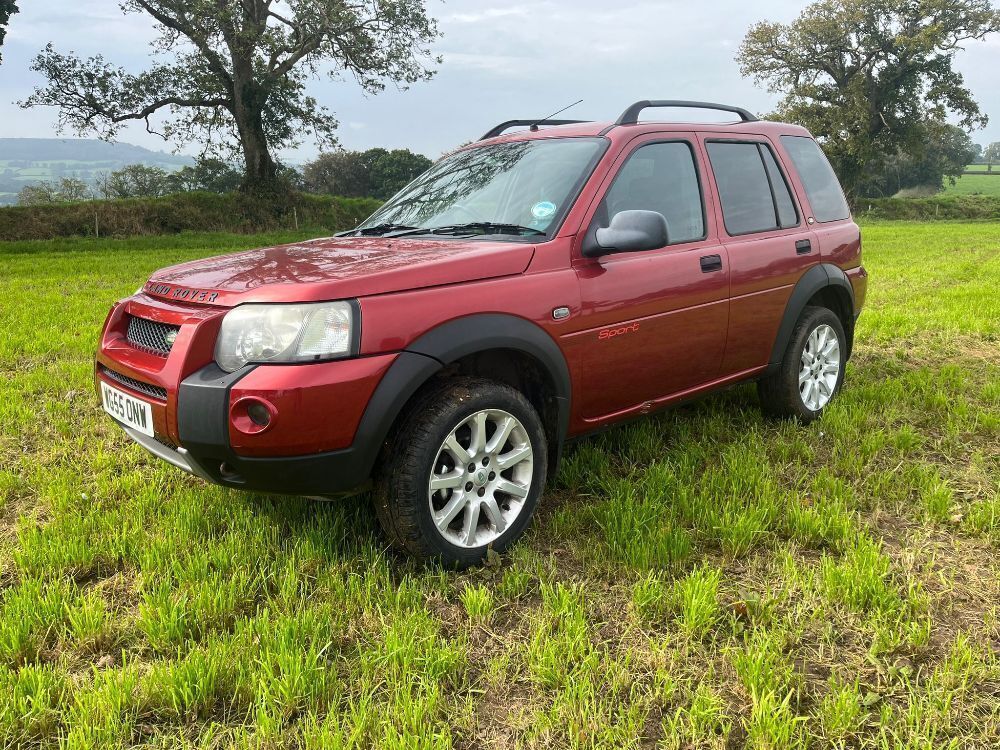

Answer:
[165,157,243,193]
[0,0,17,64]
[738,0,1000,196]
[856,122,977,196]
[302,147,431,198]
[302,151,370,197]
[23,1,440,194]
[97,164,171,199]
[985,142,1000,172]
[367,148,433,199]
[18,178,92,205]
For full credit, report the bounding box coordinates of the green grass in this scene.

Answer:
[942,172,1000,196]
[1,222,999,747]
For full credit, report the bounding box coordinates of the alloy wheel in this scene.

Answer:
[427,409,534,548]
[798,323,841,411]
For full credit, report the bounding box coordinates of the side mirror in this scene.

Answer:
[582,210,669,257]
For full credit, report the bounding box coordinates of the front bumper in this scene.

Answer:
[166,362,384,496]
[118,424,214,481]
[100,358,395,497]
[116,419,372,497]
[100,323,443,497]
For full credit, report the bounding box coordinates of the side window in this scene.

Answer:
[706,141,798,235]
[780,136,850,222]
[761,147,798,228]
[601,141,705,245]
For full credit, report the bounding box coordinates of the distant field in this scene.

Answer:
[943,171,1000,197]
[1,223,999,748]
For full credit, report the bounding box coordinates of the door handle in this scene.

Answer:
[699,254,723,273]
[795,239,812,255]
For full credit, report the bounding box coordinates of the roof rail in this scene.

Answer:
[480,119,590,141]
[615,100,758,126]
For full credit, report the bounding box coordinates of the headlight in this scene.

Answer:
[215,301,356,372]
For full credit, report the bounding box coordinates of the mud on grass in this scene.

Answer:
[1,222,998,748]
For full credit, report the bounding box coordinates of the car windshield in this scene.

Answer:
[355,137,606,238]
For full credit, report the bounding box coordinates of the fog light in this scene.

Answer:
[247,402,271,427]
[230,397,277,435]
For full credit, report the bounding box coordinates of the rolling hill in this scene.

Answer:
[0,138,193,205]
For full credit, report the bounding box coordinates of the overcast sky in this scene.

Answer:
[1,0,998,161]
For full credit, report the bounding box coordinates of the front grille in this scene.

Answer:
[99,366,168,401]
[126,316,180,357]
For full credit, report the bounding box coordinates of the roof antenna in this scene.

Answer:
[528,99,583,131]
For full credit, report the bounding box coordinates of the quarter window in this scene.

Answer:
[780,136,850,222]
[706,141,799,236]
[761,147,799,228]
[600,142,705,245]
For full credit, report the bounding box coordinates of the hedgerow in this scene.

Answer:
[0,192,381,241]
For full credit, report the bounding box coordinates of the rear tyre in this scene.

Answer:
[374,377,547,568]
[757,306,846,422]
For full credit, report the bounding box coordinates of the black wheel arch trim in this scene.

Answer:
[344,314,571,490]
[767,263,856,374]
[403,313,572,468]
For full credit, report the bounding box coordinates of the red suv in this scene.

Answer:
[97,100,867,566]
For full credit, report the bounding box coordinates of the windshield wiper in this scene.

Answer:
[401,222,547,237]
[345,223,421,237]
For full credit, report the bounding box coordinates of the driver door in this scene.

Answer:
[562,134,730,424]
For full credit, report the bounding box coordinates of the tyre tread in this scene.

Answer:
[373,376,546,566]
[757,305,845,422]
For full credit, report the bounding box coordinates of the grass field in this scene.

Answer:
[943,170,1000,197]
[1,223,999,749]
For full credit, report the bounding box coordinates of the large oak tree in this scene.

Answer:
[0,0,18,64]
[23,1,439,193]
[737,0,1000,196]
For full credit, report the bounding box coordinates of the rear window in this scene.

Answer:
[705,141,798,236]
[780,136,850,222]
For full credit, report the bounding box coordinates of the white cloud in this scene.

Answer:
[445,7,531,24]
[439,51,532,74]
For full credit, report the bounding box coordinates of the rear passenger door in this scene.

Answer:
[779,135,858,266]
[701,138,818,375]
[566,134,730,423]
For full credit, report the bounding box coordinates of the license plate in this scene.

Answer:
[100,381,155,437]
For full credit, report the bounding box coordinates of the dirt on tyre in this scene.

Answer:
[757,305,846,422]
[374,377,548,568]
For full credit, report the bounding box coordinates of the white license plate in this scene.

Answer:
[100,381,155,437]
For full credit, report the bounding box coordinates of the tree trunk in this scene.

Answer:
[233,81,279,195]
[237,116,278,194]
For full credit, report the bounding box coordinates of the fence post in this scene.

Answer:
[293,207,299,231]
[95,212,100,238]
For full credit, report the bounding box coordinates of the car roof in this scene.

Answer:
[472,118,813,147]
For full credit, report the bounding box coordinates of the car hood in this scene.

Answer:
[142,236,536,306]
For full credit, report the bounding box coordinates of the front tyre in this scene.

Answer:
[757,306,846,422]
[374,377,547,568]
